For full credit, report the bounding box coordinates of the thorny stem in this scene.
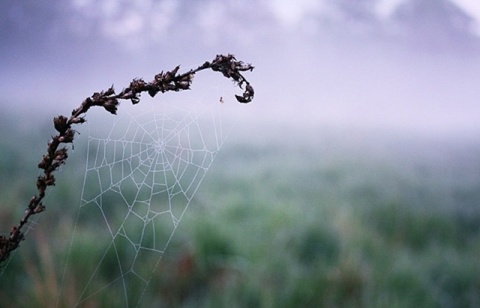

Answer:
[0,54,254,266]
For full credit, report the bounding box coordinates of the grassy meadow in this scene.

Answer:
[1,109,480,307]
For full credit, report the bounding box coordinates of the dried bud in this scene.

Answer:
[92,91,102,102]
[237,62,254,72]
[231,72,241,82]
[33,203,45,214]
[59,129,75,143]
[180,74,193,82]
[171,65,180,76]
[80,97,93,111]
[103,98,119,114]
[37,176,47,191]
[148,87,160,98]
[104,85,115,96]
[130,78,147,92]
[131,96,140,105]
[28,196,37,209]
[9,226,23,239]
[54,148,68,161]
[154,71,164,82]
[246,84,254,95]
[70,117,86,124]
[235,95,249,103]
[167,83,177,91]
[177,81,190,90]
[53,116,69,134]
[38,155,49,170]
[163,71,173,82]
[45,174,55,186]
[47,139,54,151]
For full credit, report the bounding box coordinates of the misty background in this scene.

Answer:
[2,1,480,306]
[1,0,480,140]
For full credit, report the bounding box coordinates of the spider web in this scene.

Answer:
[59,83,240,307]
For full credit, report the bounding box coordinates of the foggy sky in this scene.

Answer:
[1,0,480,138]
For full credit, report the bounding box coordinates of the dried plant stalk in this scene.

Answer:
[0,54,254,266]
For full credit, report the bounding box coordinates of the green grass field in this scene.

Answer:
[1,111,480,307]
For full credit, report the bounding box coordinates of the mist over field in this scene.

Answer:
[2,0,480,140]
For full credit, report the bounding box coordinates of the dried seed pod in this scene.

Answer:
[63,129,75,143]
[177,81,190,90]
[104,85,115,96]
[180,74,193,82]
[54,148,68,162]
[28,196,37,209]
[33,203,45,214]
[148,87,159,98]
[154,71,164,82]
[130,78,147,92]
[131,96,140,105]
[53,115,69,134]
[45,174,55,186]
[103,98,119,114]
[36,176,47,191]
[235,95,249,103]
[38,155,49,170]
[70,117,85,124]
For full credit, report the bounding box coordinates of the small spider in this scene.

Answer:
[219,96,224,103]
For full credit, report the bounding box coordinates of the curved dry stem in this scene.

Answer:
[0,54,254,266]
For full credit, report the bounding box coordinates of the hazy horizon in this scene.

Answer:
[2,0,480,140]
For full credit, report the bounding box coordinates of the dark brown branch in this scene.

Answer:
[0,54,254,266]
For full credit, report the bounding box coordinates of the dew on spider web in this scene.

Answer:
[153,140,166,154]
[59,83,241,307]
